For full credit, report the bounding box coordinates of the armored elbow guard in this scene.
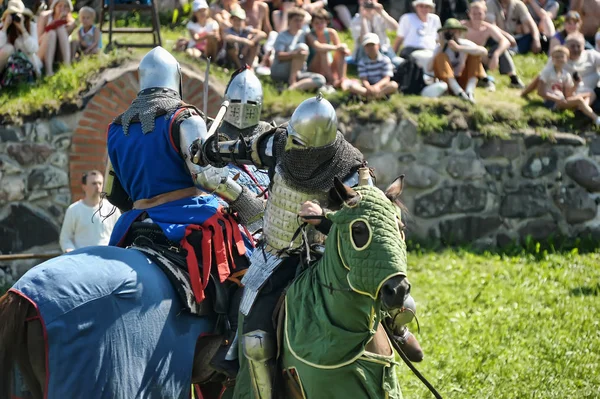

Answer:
[103,160,133,212]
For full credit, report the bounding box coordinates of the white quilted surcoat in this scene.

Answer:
[263,173,329,253]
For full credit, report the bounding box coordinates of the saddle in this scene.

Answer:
[123,221,245,380]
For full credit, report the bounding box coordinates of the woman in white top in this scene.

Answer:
[393,0,441,58]
[0,0,41,76]
[186,0,220,60]
[37,0,76,76]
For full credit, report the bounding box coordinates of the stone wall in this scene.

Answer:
[0,114,79,286]
[4,97,600,285]
[344,117,600,248]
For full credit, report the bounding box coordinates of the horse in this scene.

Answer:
[278,177,410,399]
[0,177,410,399]
[0,237,238,399]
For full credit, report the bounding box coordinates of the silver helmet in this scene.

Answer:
[138,46,182,96]
[285,94,337,151]
[224,68,263,129]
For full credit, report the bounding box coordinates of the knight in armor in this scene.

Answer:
[219,66,272,215]
[103,47,266,391]
[198,94,422,398]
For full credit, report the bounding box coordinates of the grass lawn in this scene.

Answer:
[0,24,595,135]
[399,249,600,398]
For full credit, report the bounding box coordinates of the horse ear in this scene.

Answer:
[330,177,358,206]
[385,175,405,202]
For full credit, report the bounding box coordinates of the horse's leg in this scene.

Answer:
[23,306,46,399]
[0,292,42,399]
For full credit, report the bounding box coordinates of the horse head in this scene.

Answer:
[325,175,409,311]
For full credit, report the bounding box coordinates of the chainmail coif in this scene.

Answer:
[275,131,365,192]
[114,88,183,135]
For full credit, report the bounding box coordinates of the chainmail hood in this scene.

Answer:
[275,131,365,192]
[113,87,183,135]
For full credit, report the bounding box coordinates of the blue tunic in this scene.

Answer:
[11,246,213,399]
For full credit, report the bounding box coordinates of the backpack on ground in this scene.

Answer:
[0,50,36,88]
[393,55,426,95]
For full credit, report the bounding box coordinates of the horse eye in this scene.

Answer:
[351,221,370,249]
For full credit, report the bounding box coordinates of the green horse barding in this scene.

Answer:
[279,177,410,398]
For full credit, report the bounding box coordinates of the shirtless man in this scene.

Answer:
[463,1,524,89]
[570,0,600,45]
[241,0,272,34]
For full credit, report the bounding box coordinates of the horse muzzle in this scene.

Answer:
[381,276,410,310]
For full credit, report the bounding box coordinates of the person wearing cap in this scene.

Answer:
[185,0,220,60]
[350,0,401,66]
[393,0,441,58]
[430,18,487,103]
[485,0,541,54]
[347,32,398,99]
[0,0,41,76]
[463,1,524,91]
[223,6,266,69]
[270,7,326,91]
[570,0,600,46]
[37,0,76,76]
[536,45,600,126]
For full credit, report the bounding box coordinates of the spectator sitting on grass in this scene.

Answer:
[485,0,542,54]
[211,0,238,29]
[537,45,600,127]
[347,33,398,99]
[70,6,101,59]
[522,32,599,99]
[0,0,41,77]
[463,0,524,91]
[270,7,325,91]
[563,33,600,105]
[37,0,76,76]
[223,7,266,69]
[307,8,350,89]
[350,0,401,66]
[523,0,557,39]
[184,0,220,60]
[430,18,487,103]
[549,11,583,54]
[393,0,440,59]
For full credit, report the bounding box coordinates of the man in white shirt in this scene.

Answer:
[393,0,441,58]
[59,170,121,252]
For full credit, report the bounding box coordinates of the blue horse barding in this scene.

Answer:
[0,244,225,399]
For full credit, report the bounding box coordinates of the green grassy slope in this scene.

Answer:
[399,250,600,398]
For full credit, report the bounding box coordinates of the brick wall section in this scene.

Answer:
[69,68,223,198]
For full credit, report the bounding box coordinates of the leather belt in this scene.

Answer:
[133,187,204,210]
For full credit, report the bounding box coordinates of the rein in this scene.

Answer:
[383,322,444,399]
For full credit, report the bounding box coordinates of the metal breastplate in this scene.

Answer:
[263,173,329,253]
